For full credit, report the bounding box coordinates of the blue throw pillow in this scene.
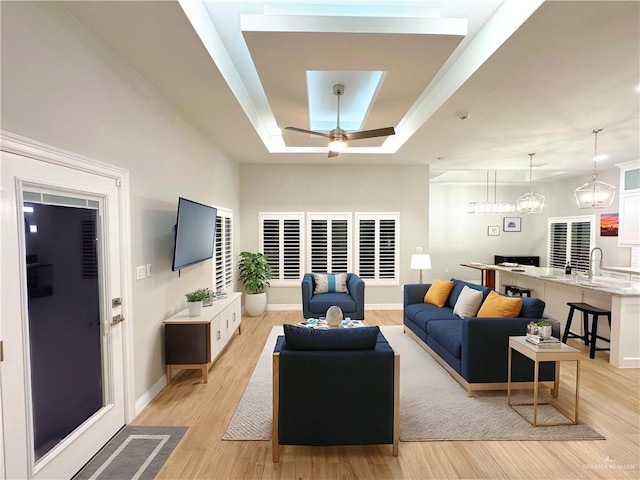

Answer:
[519,297,546,318]
[283,324,380,350]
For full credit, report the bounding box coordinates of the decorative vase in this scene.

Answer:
[188,300,203,317]
[326,305,343,327]
[245,292,267,316]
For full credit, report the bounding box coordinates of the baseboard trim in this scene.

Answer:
[136,374,167,416]
[266,303,402,311]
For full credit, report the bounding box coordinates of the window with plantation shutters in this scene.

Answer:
[214,208,233,292]
[307,213,351,273]
[259,213,304,286]
[355,213,399,285]
[547,215,595,272]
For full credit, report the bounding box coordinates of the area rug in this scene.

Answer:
[73,426,188,480]
[223,325,604,442]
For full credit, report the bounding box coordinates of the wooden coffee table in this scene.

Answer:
[507,336,581,426]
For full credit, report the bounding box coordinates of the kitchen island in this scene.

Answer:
[494,265,640,368]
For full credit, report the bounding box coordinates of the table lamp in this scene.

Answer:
[410,254,432,283]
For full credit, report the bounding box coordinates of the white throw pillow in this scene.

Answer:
[453,285,484,318]
[312,273,348,294]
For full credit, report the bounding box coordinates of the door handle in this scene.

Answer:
[111,314,124,326]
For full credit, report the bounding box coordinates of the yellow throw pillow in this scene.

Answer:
[477,290,523,318]
[423,279,454,308]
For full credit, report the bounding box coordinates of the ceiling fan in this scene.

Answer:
[285,84,396,158]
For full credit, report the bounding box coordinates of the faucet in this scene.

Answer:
[588,247,603,279]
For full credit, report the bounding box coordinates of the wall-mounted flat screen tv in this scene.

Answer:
[171,197,217,271]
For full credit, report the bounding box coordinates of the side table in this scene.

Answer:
[507,336,581,426]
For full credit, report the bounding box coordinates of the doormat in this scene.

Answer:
[73,426,187,480]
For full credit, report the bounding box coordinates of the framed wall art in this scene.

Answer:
[503,217,521,232]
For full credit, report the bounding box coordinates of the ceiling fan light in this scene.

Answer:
[328,138,347,152]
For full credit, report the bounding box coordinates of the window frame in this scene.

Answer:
[306,212,352,274]
[547,215,596,272]
[354,212,400,286]
[213,206,233,293]
[259,212,305,287]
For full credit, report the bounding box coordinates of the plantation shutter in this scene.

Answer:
[358,219,376,279]
[548,222,567,269]
[259,213,304,286]
[570,221,592,270]
[379,218,397,279]
[283,219,301,279]
[215,215,224,290]
[307,213,351,273]
[547,216,594,271]
[355,213,399,284]
[214,208,233,292]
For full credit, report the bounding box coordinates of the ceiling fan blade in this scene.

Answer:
[345,127,396,141]
[285,126,331,139]
[328,150,339,158]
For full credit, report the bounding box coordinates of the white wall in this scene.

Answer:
[430,167,631,282]
[1,2,241,400]
[240,163,429,306]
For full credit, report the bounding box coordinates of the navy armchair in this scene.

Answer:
[272,325,399,461]
[301,272,365,320]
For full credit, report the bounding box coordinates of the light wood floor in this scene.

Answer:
[134,311,640,479]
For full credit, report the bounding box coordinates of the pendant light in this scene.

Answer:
[574,129,617,209]
[516,153,545,214]
[468,171,515,214]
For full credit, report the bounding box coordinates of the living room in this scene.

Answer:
[1,1,639,479]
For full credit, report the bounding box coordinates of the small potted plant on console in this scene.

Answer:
[185,288,208,317]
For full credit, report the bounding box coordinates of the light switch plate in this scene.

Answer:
[136,265,146,280]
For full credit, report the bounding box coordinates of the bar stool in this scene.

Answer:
[562,302,611,359]
[504,285,532,297]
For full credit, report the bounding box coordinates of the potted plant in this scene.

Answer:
[238,251,272,316]
[185,288,208,317]
[202,288,216,307]
[537,320,552,339]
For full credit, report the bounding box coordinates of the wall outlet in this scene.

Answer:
[444,267,449,273]
[136,265,146,280]
[146,263,152,277]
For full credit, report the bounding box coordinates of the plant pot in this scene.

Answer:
[245,292,267,317]
[188,300,203,317]
[538,325,552,339]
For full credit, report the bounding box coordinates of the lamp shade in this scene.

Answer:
[410,254,432,270]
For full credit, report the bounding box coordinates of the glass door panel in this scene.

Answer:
[23,196,106,462]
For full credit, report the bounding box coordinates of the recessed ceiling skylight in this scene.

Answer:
[307,71,384,132]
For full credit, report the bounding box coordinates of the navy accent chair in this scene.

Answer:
[301,273,365,320]
[272,326,399,462]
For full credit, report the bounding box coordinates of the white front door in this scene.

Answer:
[1,148,127,479]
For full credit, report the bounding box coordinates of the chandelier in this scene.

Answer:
[574,129,617,209]
[468,171,516,214]
[516,153,545,214]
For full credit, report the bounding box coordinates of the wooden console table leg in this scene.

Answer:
[166,365,172,385]
[552,361,560,398]
[202,364,209,383]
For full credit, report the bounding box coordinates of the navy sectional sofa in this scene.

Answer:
[404,279,560,395]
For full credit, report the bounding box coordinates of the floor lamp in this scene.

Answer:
[410,254,432,284]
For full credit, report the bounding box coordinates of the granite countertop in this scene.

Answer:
[492,265,640,297]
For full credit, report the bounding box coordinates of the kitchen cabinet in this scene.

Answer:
[618,161,640,246]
